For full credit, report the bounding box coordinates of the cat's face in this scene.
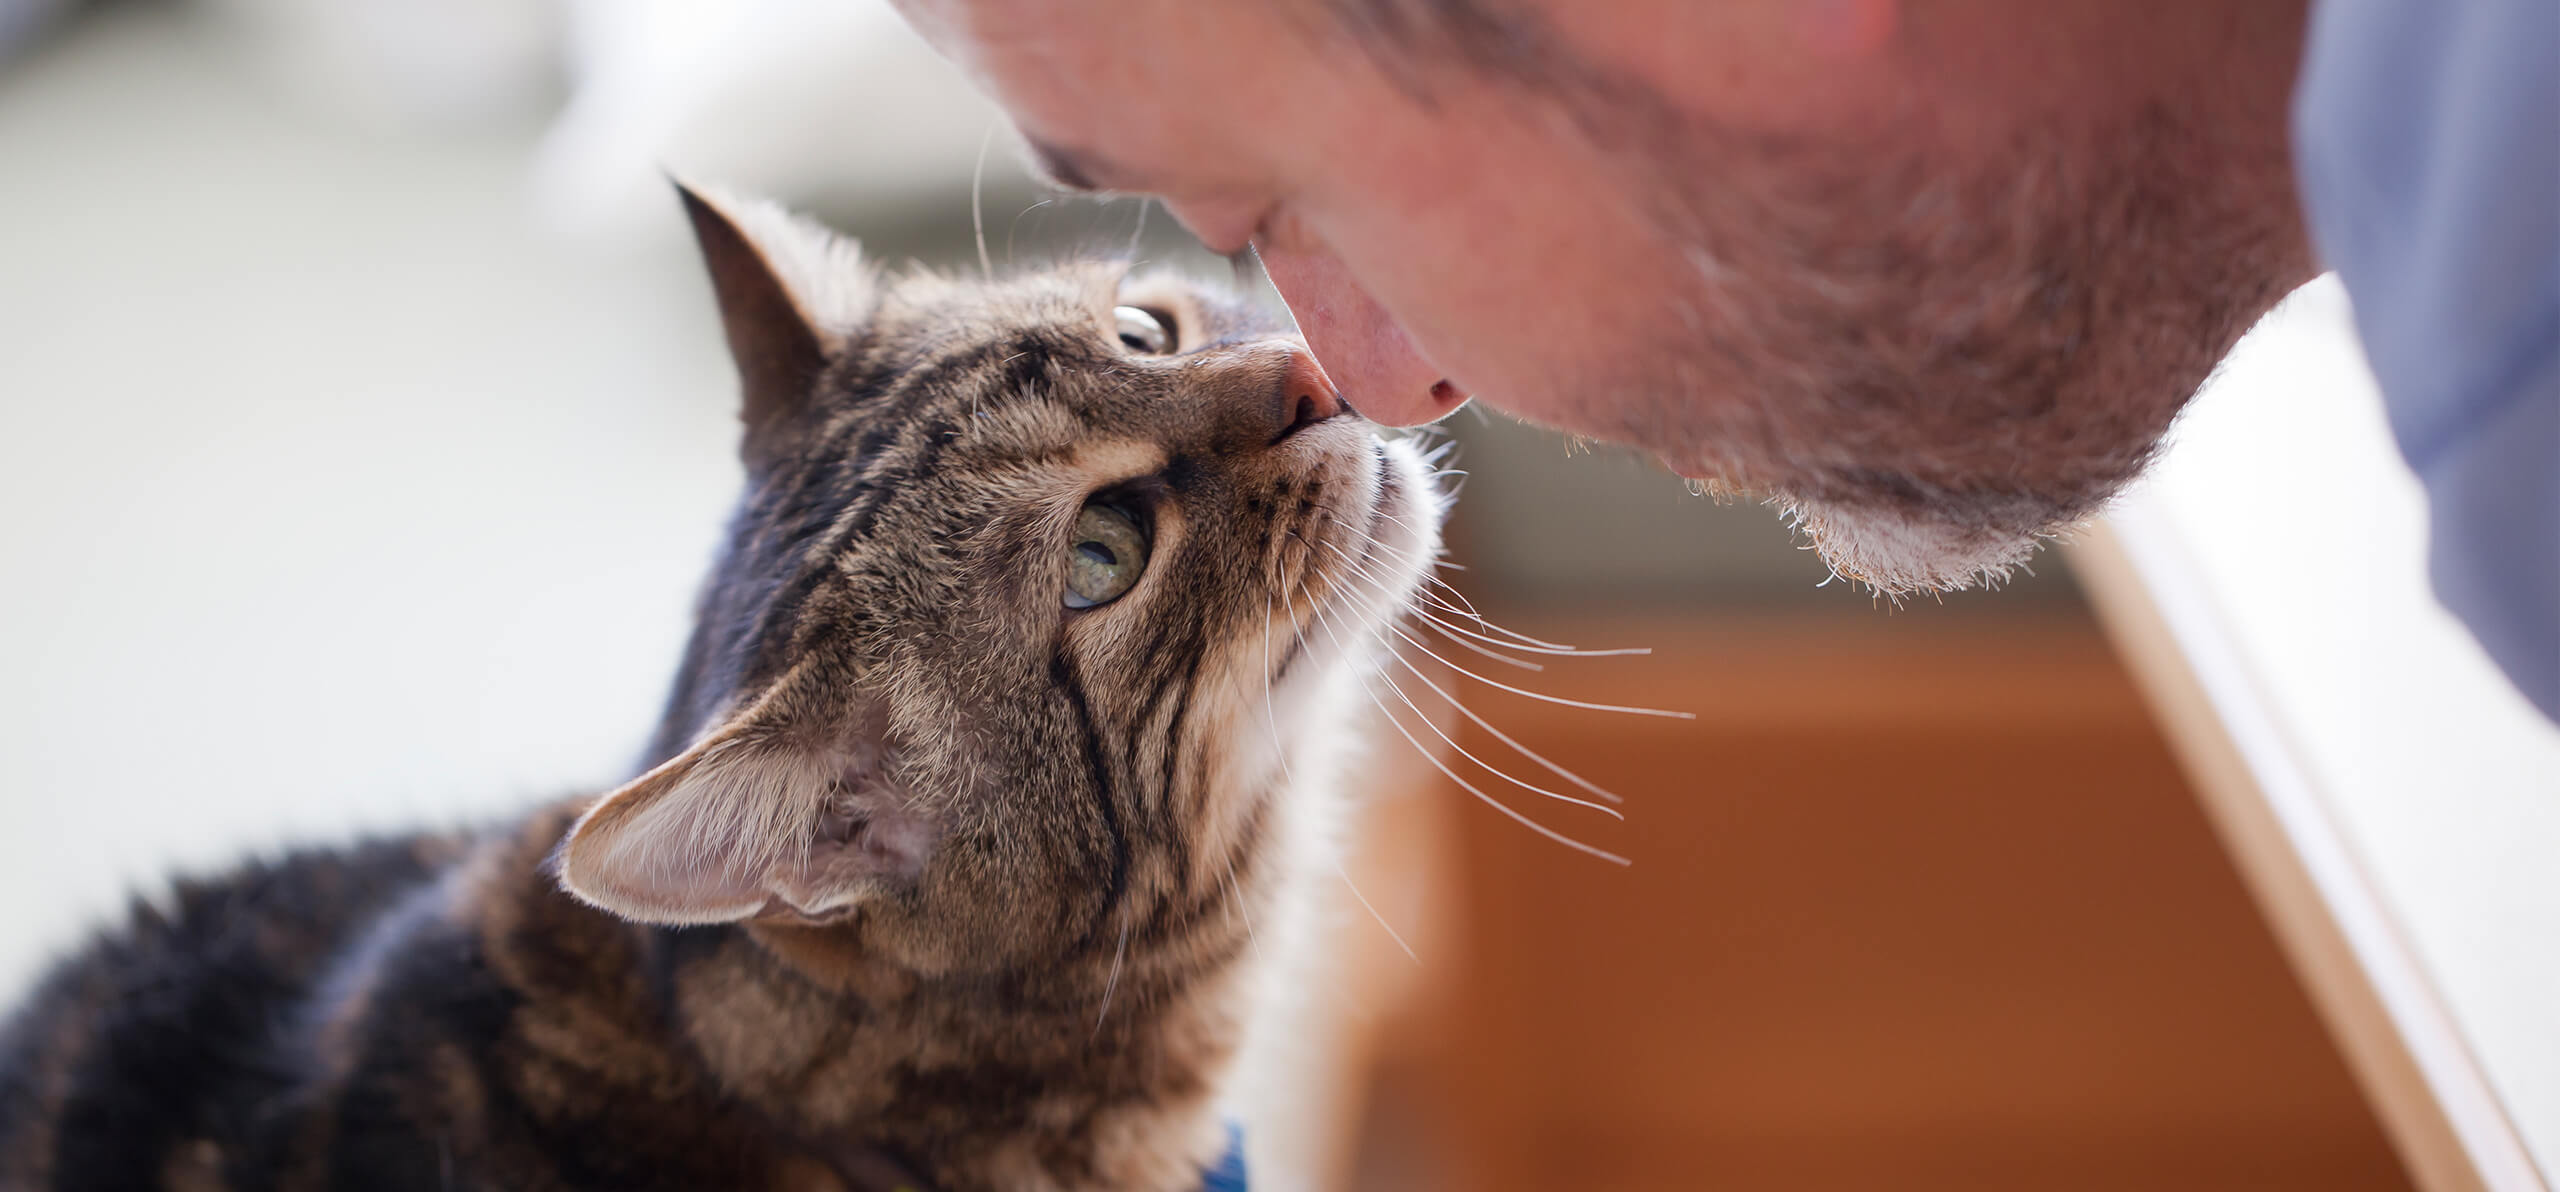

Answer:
[557,188,1442,985]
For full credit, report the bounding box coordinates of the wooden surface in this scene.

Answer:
[1344,613,2412,1191]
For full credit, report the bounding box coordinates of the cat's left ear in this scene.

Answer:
[673,181,877,465]
[554,667,932,926]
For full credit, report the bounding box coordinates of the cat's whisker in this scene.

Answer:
[1258,591,1296,786]
[1226,586,1299,966]
[1310,546,1552,673]
[1124,196,1150,260]
[1415,571,1599,653]
[1386,621,1694,719]
[1297,546,1637,808]
[1332,857,1418,965]
[1320,547,1515,659]
[1347,557,1637,660]
[1364,502,1448,552]
[971,121,996,277]
[1319,538,1646,659]
[1277,585,1428,963]
[1379,644,1629,805]
[1401,578,1504,634]
[1357,644,1623,820]
[1417,610,1650,659]
[1093,913,1131,1035]
[1219,859,1261,968]
[1005,199,1055,267]
[1303,601,1629,864]
[1370,558,1523,628]
[1353,674,1632,866]
[1423,619,1547,671]
[1411,569,1517,625]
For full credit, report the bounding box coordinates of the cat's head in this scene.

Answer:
[554,185,1443,983]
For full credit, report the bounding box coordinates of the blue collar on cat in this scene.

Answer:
[864,1122,1244,1191]
[1200,1121,1250,1191]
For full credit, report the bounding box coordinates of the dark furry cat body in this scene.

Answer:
[0,187,1442,1190]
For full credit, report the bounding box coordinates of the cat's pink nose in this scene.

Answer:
[1270,348,1347,445]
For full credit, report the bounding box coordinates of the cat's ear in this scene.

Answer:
[555,667,932,926]
[672,181,877,462]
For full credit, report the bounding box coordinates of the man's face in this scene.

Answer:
[893,0,2307,593]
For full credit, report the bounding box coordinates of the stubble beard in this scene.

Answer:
[1594,104,2301,596]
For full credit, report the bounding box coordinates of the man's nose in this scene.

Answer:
[1258,245,1470,428]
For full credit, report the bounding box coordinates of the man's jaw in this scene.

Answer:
[1649,450,2079,597]
[1774,491,2053,597]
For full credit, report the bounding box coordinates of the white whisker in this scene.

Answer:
[1387,622,1693,719]
[1413,604,1649,658]
[1298,545,1669,811]
[1265,583,1410,964]
[1420,576,1639,657]
[971,122,995,278]
[1259,587,1294,787]
[1093,913,1129,1034]
[1005,198,1055,267]
[1220,858,1261,967]
[1124,196,1150,259]
[1423,619,1547,671]
[1333,857,1417,964]
[1415,572,1593,651]
[1364,671,1631,863]
[1359,655,1622,819]
[1301,537,1678,715]
[1304,600,1629,865]
[1312,542,1551,669]
[1381,646,1627,805]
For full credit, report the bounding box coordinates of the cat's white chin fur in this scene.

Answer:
[1217,431,1443,1177]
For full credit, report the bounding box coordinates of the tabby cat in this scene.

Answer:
[0,184,1444,1191]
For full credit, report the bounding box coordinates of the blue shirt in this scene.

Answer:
[2292,0,2560,722]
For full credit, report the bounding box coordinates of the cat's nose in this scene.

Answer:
[1268,347,1347,446]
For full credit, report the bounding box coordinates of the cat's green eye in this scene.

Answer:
[1114,305,1174,355]
[1064,502,1149,609]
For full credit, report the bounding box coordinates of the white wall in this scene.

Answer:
[0,8,742,991]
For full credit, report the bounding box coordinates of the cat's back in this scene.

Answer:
[0,833,464,1189]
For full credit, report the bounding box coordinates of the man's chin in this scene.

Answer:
[1773,491,2065,597]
